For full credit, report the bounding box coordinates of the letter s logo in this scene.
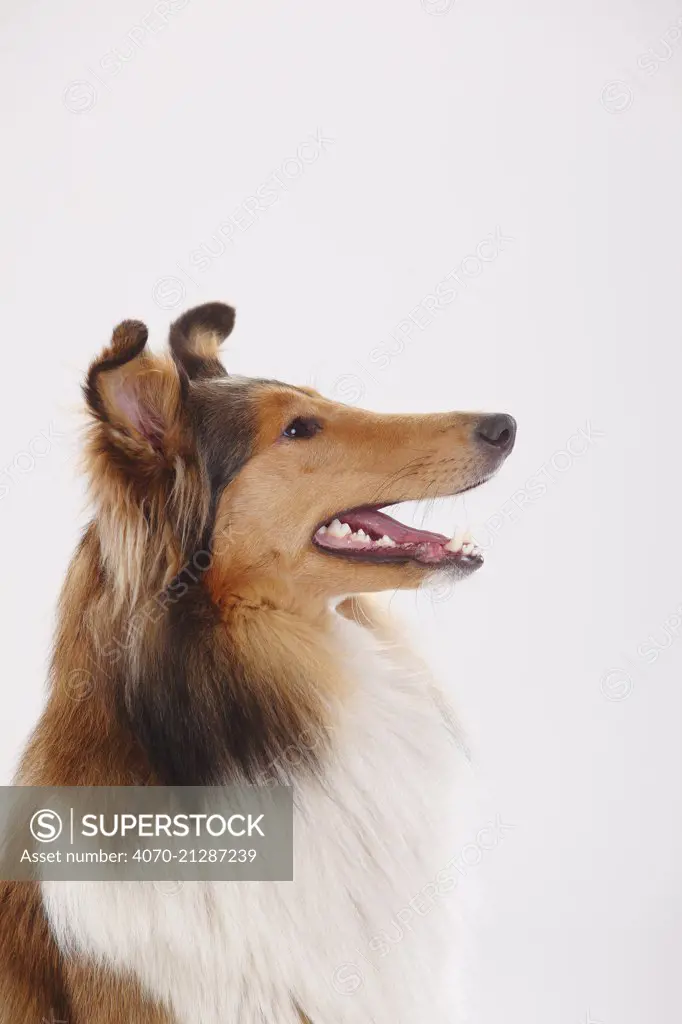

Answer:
[30,809,63,843]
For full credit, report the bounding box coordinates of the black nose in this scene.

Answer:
[476,413,517,452]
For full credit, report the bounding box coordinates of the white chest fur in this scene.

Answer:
[43,617,465,1023]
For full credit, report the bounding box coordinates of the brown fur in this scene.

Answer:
[0,302,514,1021]
[208,394,490,610]
[0,874,175,1023]
[63,961,175,1023]
[0,881,69,1022]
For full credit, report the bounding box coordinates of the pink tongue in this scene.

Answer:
[339,508,449,546]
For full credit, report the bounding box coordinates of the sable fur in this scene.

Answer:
[0,302,515,1023]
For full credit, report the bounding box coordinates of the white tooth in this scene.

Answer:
[339,522,352,537]
[318,525,327,534]
[327,519,346,538]
[462,542,474,555]
[353,530,370,543]
[445,527,465,552]
[376,535,396,547]
[462,528,473,545]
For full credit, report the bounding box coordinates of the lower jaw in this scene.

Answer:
[313,544,483,574]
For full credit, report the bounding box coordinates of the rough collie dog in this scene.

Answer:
[0,303,515,1023]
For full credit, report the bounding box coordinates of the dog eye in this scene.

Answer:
[282,417,322,439]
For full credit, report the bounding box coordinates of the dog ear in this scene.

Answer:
[84,319,185,457]
[169,302,235,381]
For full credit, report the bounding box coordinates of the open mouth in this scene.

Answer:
[313,506,483,572]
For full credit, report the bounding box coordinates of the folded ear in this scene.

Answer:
[169,302,235,381]
[84,319,184,457]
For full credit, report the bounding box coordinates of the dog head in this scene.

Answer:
[84,302,516,611]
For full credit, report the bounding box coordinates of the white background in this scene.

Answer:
[1,1,681,1021]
